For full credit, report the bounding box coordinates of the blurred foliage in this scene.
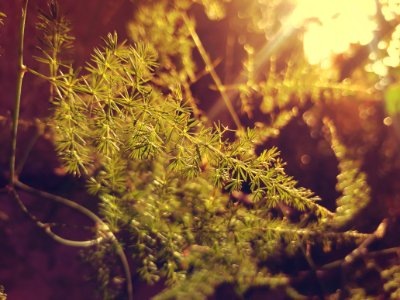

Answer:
[324,118,370,228]
[382,264,400,299]
[81,239,122,300]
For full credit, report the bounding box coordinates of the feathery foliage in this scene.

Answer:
[47,29,337,279]
[324,118,370,228]
[35,0,74,67]
[33,4,358,297]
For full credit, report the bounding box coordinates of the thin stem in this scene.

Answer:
[182,13,243,130]
[312,219,389,271]
[15,180,133,300]
[27,67,54,81]
[15,180,101,222]
[190,57,223,84]
[321,246,400,270]
[9,0,29,184]
[15,124,41,175]
[44,227,102,247]
[10,188,103,247]
[299,239,325,300]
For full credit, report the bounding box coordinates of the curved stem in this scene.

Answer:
[44,227,103,247]
[11,188,103,247]
[15,127,41,175]
[15,180,101,223]
[15,180,133,300]
[9,0,29,184]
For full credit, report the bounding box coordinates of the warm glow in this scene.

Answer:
[291,0,377,66]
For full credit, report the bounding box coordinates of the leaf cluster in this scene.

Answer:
[41,23,344,298]
[42,27,373,297]
[35,0,74,73]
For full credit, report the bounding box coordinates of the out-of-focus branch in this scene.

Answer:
[183,12,243,130]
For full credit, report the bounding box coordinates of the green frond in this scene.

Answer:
[46,34,333,286]
[235,263,289,295]
[35,0,74,70]
[324,118,370,228]
[126,121,164,160]
[127,2,196,83]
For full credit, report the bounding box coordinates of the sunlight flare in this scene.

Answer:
[292,0,377,66]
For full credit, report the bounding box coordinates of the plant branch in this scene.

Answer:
[15,120,43,175]
[14,180,133,300]
[343,218,389,265]
[312,219,389,271]
[291,245,400,292]
[9,0,29,184]
[321,247,400,271]
[10,188,103,247]
[27,66,54,81]
[182,12,243,130]
[299,239,325,300]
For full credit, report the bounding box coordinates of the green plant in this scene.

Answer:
[2,0,400,299]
